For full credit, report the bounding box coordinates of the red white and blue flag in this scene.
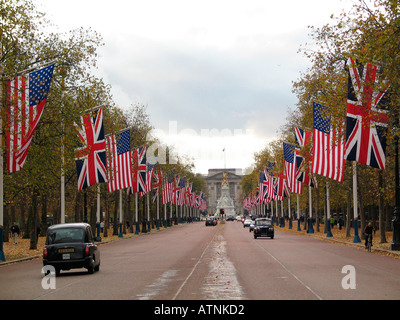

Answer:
[345,57,390,169]
[74,108,108,191]
[106,129,133,192]
[312,102,345,182]
[283,142,303,195]
[131,146,147,193]
[6,63,55,173]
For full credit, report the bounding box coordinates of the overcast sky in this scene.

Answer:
[37,0,353,174]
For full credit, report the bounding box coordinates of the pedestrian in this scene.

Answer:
[10,222,20,244]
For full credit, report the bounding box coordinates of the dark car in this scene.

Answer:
[43,223,100,275]
[253,218,274,239]
[205,216,217,226]
[226,215,235,221]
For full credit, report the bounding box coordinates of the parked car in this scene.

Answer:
[253,218,274,239]
[205,216,217,226]
[43,223,100,275]
[243,219,252,228]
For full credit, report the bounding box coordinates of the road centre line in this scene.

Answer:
[172,226,220,300]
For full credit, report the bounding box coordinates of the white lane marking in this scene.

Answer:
[172,228,219,300]
[255,242,323,300]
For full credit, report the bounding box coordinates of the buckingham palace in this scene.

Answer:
[203,168,244,216]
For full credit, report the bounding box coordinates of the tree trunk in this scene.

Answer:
[379,170,387,243]
[30,188,39,250]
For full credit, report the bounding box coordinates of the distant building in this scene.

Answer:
[203,168,243,216]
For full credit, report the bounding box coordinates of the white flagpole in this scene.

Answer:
[118,189,123,237]
[308,185,314,233]
[135,193,139,234]
[157,191,160,230]
[352,162,361,242]
[326,181,333,237]
[96,184,101,241]
[147,192,150,232]
[297,194,301,231]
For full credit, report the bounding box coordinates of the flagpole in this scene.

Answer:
[135,193,139,234]
[308,185,314,233]
[118,189,123,237]
[297,194,301,231]
[352,162,361,242]
[157,191,160,230]
[60,72,66,225]
[147,193,151,232]
[0,64,5,262]
[288,196,292,229]
[326,181,333,237]
[96,184,101,241]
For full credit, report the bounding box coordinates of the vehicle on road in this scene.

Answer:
[226,215,235,221]
[43,223,100,275]
[253,218,274,239]
[243,219,252,228]
[236,216,242,222]
[205,216,217,226]
[249,220,255,232]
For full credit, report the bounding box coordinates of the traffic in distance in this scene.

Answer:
[204,214,275,239]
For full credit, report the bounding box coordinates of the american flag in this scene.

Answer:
[6,63,55,173]
[283,142,303,194]
[74,108,108,191]
[131,146,147,193]
[345,57,389,169]
[312,102,345,182]
[106,129,133,192]
[162,175,174,205]
[264,165,275,202]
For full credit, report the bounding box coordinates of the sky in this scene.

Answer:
[37,0,353,175]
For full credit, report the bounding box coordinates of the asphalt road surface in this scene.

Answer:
[1,220,400,301]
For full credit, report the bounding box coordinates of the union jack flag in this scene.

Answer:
[152,169,163,202]
[74,108,107,191]
[273,170,289,201]
[6,63,55,173]
[131,146,147,193]
[345,57,390,169]
[293,127,317,188]
[294,126,312,148]
[139,162,155,197]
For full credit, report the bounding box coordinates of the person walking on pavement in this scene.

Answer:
[10,222,20,244]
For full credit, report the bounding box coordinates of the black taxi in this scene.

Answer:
[43,223,100,275]
[253,218,274,239]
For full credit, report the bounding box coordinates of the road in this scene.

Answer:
[1,220,400,302]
